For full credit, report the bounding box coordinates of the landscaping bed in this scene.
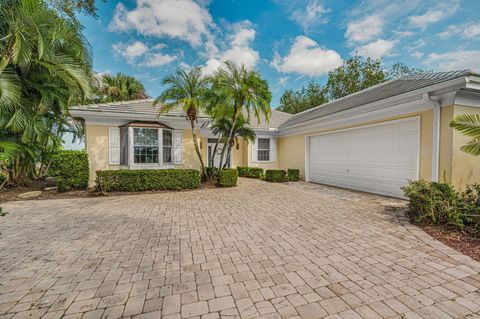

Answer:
[421,225,480,261]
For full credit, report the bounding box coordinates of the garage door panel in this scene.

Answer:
[308,118,420,198]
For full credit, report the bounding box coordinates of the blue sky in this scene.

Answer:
[80,0,480,107]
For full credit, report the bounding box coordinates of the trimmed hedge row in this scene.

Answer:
[265,169,286,182]
[50,150,89,191]
[96,169,200,192]
[219,169,238,187]
[237,166,263,179]
[287,169,300,181]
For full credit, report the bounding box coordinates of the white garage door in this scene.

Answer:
[308,117,420,198]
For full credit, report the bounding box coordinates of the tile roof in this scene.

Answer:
[279,69,477,129]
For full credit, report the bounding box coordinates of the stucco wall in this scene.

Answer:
[277,110,434,181]
[85,125,119,186]
[246,139,279,170]
[450,105,480,188]
[231,139,247,168]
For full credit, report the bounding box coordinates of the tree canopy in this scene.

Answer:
[93,73,148,103]
[278,57,430,114]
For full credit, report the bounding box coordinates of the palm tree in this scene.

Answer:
[210,61,272,171]
[155,67,209,176]
[0,0,92,184]
[210,116,256,171]
[450,114,480,156]
[97,73,147,102]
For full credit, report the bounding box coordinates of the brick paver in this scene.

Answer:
[1,178,480,318]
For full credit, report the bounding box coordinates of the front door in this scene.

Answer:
[208,139,230,168]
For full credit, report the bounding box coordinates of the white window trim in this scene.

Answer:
[127,127,175,169]
[257,137,271,162]
[162,129,173,165]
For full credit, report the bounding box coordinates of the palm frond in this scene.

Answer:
[450,114,480,138]
[461,138,480,156]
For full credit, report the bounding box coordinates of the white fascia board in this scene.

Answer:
[466,75,480,91]
[454,90,480,108]
[278,78,468,137]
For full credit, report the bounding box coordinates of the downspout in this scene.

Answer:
[423,93,440,182]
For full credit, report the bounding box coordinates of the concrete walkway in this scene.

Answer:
[1,178,479,318]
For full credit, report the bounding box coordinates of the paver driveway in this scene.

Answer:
[1,178,480,319]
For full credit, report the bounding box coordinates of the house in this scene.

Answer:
[70,70,480,198]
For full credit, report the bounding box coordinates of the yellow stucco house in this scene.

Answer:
[70,70,480,198]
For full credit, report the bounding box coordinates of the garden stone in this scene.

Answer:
[17,191,42,199]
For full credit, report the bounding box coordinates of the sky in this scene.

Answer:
[79,0,480,107]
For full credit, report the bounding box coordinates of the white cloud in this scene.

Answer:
[202,22,260,75]
[109,0,214,47]
[409,10,444,29]
[112,41,149,63]
[290,0,330,31]
[345,15,384,44]
[112,41,177,67]
[142,52,177,67]
[278,76,289,86]
[272,36,342,76]
[408,2,459,29]
[437,22,480,39]
[353,39,397,60]
[410,51,424,59]
[425,50,480,70]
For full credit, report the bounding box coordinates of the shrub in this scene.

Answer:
[205,166,217,178]
[287,169,300,181]
[50,150,89,191]
[96,169,200,192]
[265,169,287,182]
[219,169,238,187]
[0,207,8,217]
[402,180,462,227]
[237,166,263,179]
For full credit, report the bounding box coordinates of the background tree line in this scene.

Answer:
[278,57,429,114]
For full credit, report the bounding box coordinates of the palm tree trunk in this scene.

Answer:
[190,120,206,177]
[218,109,239,173]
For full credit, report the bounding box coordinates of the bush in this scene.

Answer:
[219,169,238,187]
[287,169,300,181]
[265,169,286,182]
[237,166,263,179]
[402,180,461,227]
[96,169,200,192]
[50,150,89,191]
[205,166,217,178]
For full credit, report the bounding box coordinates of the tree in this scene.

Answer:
[155,67,209,176]
[209,115,256,174]
[325,56,386,100]
[210,61,272,172]
[0,0,92,185]
[94,73,148,103]
[387,63,430,79]
[450,114,480,156]
[278,81,327,114]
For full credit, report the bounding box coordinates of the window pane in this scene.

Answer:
[134,128,158,146]
[258,138,270,150]
[163,147,172,163]
[134,146,158,164]
[258,150,270,161]
[163,130,172,146]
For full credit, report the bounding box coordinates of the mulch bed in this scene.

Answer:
[421,225,480,262]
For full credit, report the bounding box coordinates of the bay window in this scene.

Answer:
[133,128,159,164]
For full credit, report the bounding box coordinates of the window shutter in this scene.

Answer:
[270,137,276,162]
[251,138,258,163]
[173,130,183,164]
[108,127,120,165]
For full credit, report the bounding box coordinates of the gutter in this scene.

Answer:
[422,93,441,182]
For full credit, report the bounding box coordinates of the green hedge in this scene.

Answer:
[237,166,263,178]
[287,169,300,181]
[50,150,89,191]
[219,169,238,187]
[265,169,286,182]
[96,169,200,192]
[403,180,480,236]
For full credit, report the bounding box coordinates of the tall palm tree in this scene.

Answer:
[0,0,92,184]
[155,67,209,176]
[210,61,272,171]
[450,114,480,156]
[210,116,256,171]
[97,73,147,102]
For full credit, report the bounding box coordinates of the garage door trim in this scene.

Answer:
[304,116,421,196]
